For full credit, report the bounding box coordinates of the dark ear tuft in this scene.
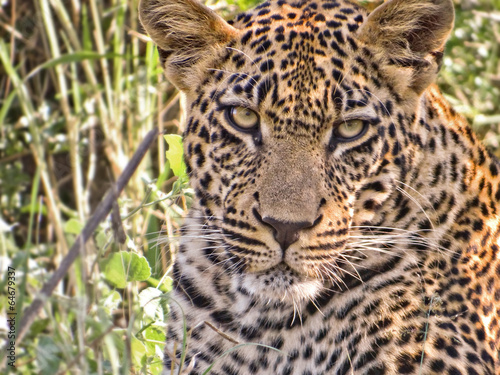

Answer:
[358,0,454,94]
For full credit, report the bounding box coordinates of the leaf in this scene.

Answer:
[146,275,173,293]
[164,134,187,178]
[25,51,123,81]
[103,252,152,289]
[138,287,163,319]
[143,325,166,354]
[100,290,122,314]
[103,331,124,371]
[64,218,84,235]
[20,201,47,215]
[131,335,147,369]
[143,326,166,375]
[36,336,61,375]
[30,318,51,337]
[0,90,17,129]
[95,229,109,249]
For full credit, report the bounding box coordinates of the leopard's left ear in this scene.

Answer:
[358,0,454,94]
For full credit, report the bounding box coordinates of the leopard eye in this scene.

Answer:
[226,106,259,131]
[335,119,366,140]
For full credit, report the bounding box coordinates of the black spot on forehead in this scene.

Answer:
[227,0,367,84]
[231,0,366,35]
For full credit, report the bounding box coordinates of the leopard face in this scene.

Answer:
[140,0,500,374]
[142,0,449,304]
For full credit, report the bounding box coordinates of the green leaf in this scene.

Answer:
[30,318,51,337]
[0,90,17,127]
[164,134,187,178]
[131,335,147,368]
[20,202,48,215]
[138,287,163,319]
[104,331,125,372]
[64,218,84,235]
[25,51,123,81]
[146,275,173,293]
[95,229,109,249]
[100,290,122,314]
[143,325,166,354]
[36,336,61,375]
[143,326,166,375]
[103,252,152,289]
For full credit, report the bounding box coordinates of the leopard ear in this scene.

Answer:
[139,0,239,91]
[358,0,454,94]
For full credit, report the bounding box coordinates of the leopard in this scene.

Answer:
[139,0,500,373]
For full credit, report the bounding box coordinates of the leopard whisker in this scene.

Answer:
[317,260,349,291]
[337,253,363,281]
[350,236,456,256]
[395,186,435,231]
[395,179,437,210]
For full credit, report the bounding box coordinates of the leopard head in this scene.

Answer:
[140,0,454,302]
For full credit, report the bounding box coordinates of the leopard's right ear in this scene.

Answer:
[139,0,239,91]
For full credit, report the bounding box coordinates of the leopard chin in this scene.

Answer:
[237,262,324,304]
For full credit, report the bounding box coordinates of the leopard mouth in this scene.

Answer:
[239,261,324,303]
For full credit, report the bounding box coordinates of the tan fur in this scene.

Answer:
[140,1,500,373]
[139,0,240,90]
[358,0,454,93]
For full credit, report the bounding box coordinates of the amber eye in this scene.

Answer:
[226,106,259,131]
[335,119,366,140]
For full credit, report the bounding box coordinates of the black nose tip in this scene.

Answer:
[261,217,314,250]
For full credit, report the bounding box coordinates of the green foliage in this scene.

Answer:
[36,336,63,374]
[102,251,152,289]
[438,0,500,153]
[64,218,85,235]
[226,0,261,11]
[0,0,189,372]
[164,135,188,180]
[0,0,498,374]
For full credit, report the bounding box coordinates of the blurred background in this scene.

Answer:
[0,0,499,373]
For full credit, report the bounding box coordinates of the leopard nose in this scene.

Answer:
[261,217,314,251]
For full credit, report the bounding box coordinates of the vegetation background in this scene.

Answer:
[0,0,499,373]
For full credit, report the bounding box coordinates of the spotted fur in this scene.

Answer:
[140,0,500,374]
